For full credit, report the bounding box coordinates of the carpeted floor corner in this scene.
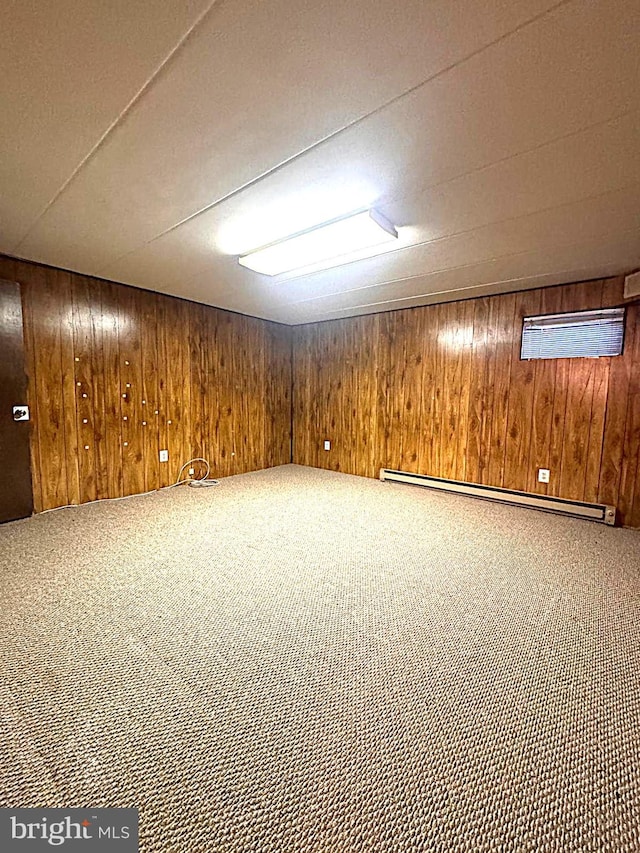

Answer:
[1,464,639,851]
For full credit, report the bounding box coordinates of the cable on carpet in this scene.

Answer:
[174,458,220,488]
[38,457,219,514]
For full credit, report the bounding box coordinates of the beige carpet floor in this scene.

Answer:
[1,464,639,852]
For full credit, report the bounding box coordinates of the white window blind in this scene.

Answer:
[521,308,625,360]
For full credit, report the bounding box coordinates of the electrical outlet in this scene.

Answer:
[538,468,550,483]
[188,468,195,476]
[159,449,169,463]
[324,440,331,451]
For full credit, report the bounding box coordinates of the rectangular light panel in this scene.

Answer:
[238,209,398,276]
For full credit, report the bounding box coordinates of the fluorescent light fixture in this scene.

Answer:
[238,209,398,276]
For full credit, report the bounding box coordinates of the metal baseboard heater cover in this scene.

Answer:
[379,469,617,526]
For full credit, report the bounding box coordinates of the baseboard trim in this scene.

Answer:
[379,469,617,526]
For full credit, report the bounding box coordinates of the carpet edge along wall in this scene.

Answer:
[0,255,292,513]
[292,277,640,529]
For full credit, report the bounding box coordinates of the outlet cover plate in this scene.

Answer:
[13,405,30,421]
[324,440,331,451]
[159,449,169,463]
[538,468,550,483]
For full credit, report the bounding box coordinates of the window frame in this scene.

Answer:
[520,306,626,361]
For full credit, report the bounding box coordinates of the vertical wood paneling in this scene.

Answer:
[244,316,265,474]
[487,293,516,488]
[29,265,72,509]
[139,291,160,492]
[477,297,499,486]
[5,252,639,529]
[6,256,291,513]
[363,315,379,478]
[72,276,99,503]
[400,310,425,474]
[617,303,640,527]
[439,302,459,480]
[559,358,595,500]
[556,282,599,501]
[231,312,248,475]
[176,302,191,473]
[339,321,352,473]
[527,287,557,497]
[295,316,379,477]
[375,312,401,473]
[301,325,318,469]
[454,300,474,482]
[265,322,290,468]
[350,315,378,477]
[432,304,448,478]
[417,305,437,477]
[272,322,292,466]
[292,276,640,528]
[584,360,609,504]
[119,287,145,497]
[100,282,124,497]
[203,304,219,476]
[503,290,540,491]
[465,298,489,486]
[189,303,206,479]
[291,326,305,467]
[155,293,171,489]
[214,310,232,478]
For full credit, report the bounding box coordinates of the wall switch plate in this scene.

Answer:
[538,468,550,483]
[159,449,169,462]
[324,440,331,451]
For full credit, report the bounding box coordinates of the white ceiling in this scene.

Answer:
[2,0,639,324]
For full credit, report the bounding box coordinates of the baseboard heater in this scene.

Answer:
[379,469,617,526]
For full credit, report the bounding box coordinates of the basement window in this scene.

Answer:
[521,308,625,360]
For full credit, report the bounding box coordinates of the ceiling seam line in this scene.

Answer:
[272,179,640,286]
[104,103,636,288]
[96,0,575,272]
[104,104,636,280]
[163,179,640,307]
[287,223,640,307]
[12,0,226,253]
[313,262,635,318]
[386,108,636,212]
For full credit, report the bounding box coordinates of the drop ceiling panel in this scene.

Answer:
[3,0,639,323]
[0,0,213,250]
[15,0,562,270]
[181,189,640,322]
[274,186,640,311]
[100,109,640,320]
[280,232,640,320]
[103,105,639,295]
[301,263,633,322]
[290,250,640,324]
[96,0,640,324]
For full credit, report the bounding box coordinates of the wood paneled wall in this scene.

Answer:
[293,277,640,528]
[0,255,292,513]
[3,253,639,528]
